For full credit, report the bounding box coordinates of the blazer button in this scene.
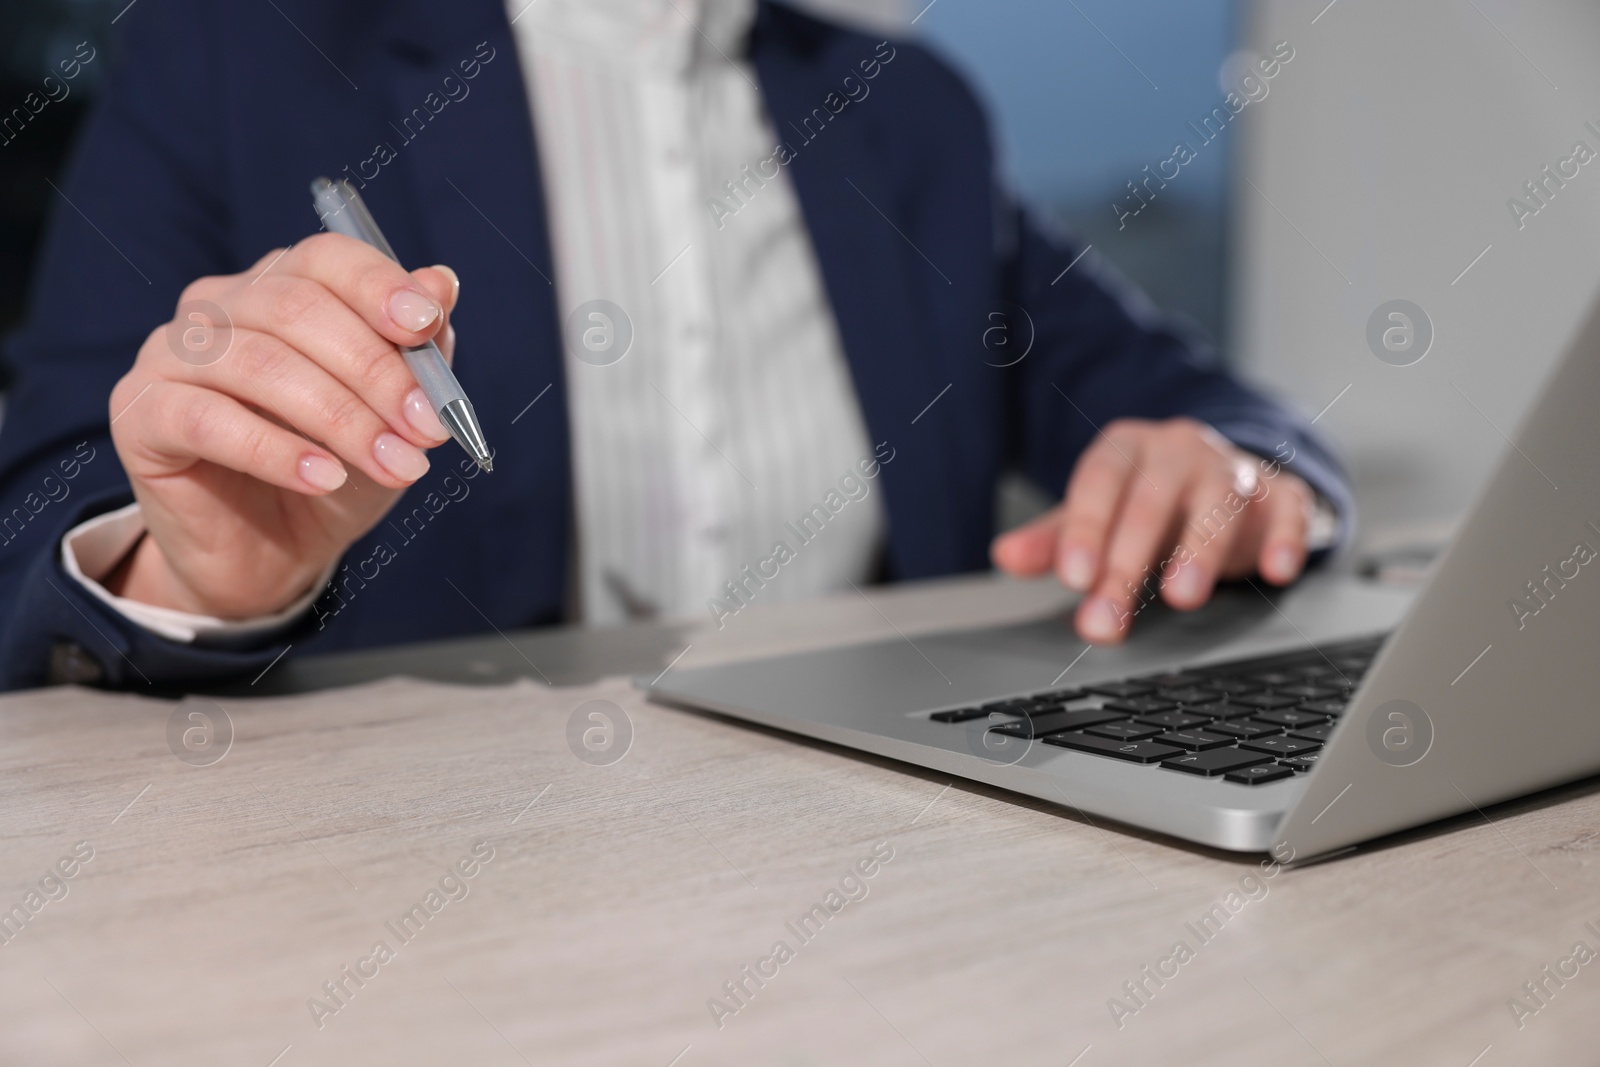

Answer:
[48,641,105,686]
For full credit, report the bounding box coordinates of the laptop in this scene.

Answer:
[641,294,1600,862]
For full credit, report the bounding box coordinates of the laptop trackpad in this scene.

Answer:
[926,577,1413,687]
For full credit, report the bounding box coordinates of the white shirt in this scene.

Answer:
[62,0,886,640]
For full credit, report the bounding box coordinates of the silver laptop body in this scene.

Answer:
[643,295,1600,860]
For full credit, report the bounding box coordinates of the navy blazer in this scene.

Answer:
[0,0,1350,691]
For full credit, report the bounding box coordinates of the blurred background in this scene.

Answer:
[5,0,1599,567]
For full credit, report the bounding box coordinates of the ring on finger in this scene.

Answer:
[1231,458,1259,500]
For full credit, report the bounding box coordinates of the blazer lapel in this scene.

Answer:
[750,5,960,578]
[371,0,564,420]
[365,0,573,612]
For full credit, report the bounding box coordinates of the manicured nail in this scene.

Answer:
[1062,547,1096,591]
[1170,564,1209,605]
[373,432,430,482]
[388,288,441,332]
[1080,596,1123,642]
[431,264,460,304]
[299,454,347,492]
[1270,545,1299,581]
[403,388,449,442]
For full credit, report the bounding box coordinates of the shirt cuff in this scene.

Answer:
[60,502,328,645]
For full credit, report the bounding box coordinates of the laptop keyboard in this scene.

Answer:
[928,635,1388,784]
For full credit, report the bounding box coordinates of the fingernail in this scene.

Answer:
[1270,545,1299,581]
[1170,564,1209,604]
[299,454,347,492]
[1080,596,1124,642]
[373,432,430,482]
[403,388,449,442]
[431,264,460,304]
[1062,547,1096,591]
[388,288,441,332]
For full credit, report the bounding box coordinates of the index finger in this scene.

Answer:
[1055,430,1141,591]
[277,232,447,347]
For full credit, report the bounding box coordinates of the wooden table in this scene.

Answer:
[1,573,1596,1065]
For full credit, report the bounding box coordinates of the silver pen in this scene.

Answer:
[309,177,493,473]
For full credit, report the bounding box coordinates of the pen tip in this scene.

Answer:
[477,457,494,473]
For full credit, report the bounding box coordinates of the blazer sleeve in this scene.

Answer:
[998,192,1354,546]
[0,1,298,690]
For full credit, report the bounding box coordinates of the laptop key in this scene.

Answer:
[1251,671,1302,686]
[1133,710,1210,730]
[1151,686,1216,705]
[1189,701,1260,720]
[1160,748,1272,776]
[1101,696,1178,715]
[1208,720,1282,740]
[1140,671,1212,688]
[1239,736,1323,757]
[1225,764,1296,785]
[1042,733,1184,764]
[1275,683,1342,700]
[989,707,1129,739]
[1279,754,1321,772]
[1028,688,1086,704]
[1203,677,1263,696]
[1087,681,1156,699]
[930,707,991,723]
[1235,693,1301,710]
[1288,722,1335,742]
[979,698,1034,715]
[1252,708,1331,728]
[1154,729,1237,751]
[1297,699,1347,716]
[1084,720,1166,741]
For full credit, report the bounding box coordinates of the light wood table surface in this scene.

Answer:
[1,573,1597,1065]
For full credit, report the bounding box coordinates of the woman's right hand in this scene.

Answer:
[105,233,462,619]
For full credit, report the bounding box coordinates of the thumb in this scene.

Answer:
[413,264,459,314]
[991,505,1064,575]
[409,265,456,365]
